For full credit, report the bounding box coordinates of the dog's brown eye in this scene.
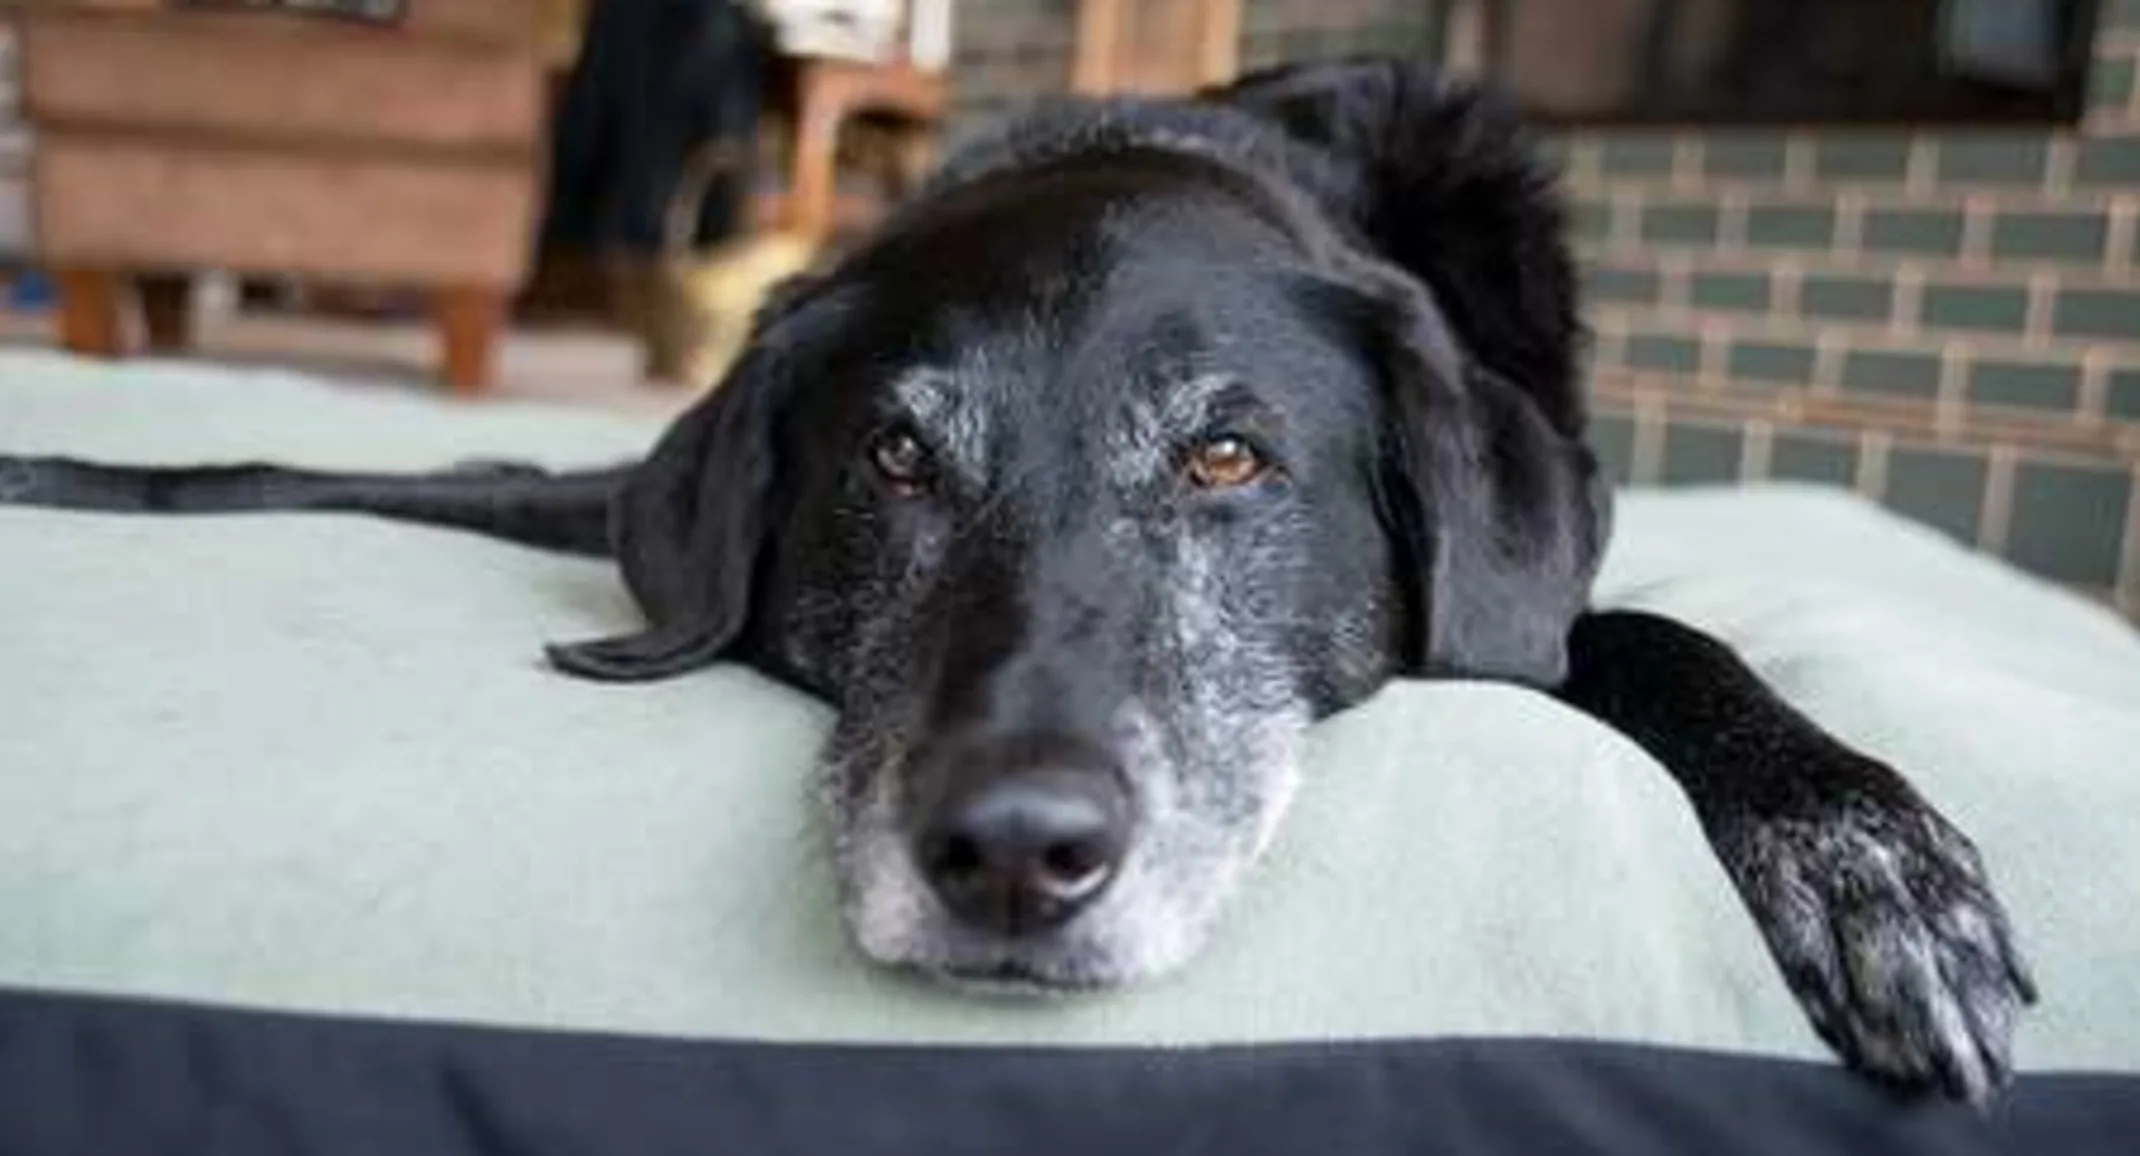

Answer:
[1185,435,1268,490]
[868,427,932,492]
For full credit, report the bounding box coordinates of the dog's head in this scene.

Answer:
[549,61,1608,988]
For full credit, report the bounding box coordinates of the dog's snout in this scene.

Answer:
[917,759,1132,937]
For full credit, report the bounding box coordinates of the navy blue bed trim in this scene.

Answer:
[2,986,2134,1156]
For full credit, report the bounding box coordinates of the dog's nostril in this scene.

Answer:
[916,767,1131,936]
[928,833,985,881]
[1041,839,1106,888]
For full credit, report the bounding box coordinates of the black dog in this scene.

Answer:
[0,59,2032,1107]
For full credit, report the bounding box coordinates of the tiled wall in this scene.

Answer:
[939,0,2140,613]
[1562,2,2140,612]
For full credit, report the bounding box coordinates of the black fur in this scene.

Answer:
[0,58,2031,1107]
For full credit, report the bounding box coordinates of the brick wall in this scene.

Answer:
[1559,2,2140,611]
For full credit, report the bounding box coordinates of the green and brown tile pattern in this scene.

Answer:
[1565,5,2140,616]
[1587,391,2139,612]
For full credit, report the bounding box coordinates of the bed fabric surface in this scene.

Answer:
[2,350,2137,1153]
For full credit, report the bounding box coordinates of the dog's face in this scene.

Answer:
[548,67,1605,991]
[752,161,1409,986]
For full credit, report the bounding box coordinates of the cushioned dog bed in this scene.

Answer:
[3,349,2137,1154]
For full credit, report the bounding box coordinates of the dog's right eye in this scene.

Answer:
[866,425,934,495]
[1184,434,1270,490]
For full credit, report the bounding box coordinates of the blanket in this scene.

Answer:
[2,349,2135,1154]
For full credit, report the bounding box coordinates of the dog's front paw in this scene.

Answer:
[1716,784,2036,1108]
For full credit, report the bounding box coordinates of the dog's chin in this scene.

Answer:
[874,935,1202,996]
[926,957,1118,998]
[845,884,1229,996]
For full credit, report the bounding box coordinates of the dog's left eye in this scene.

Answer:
[866,425,934,494]
[1185,435,1270,490]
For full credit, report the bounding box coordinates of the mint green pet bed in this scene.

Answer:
[3,350,2136,1153]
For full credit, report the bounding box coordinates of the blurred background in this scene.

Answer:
[0,0,2133,613]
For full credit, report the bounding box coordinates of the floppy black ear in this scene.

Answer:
[1218,58,1607,684]
[544,333,796,682]
[1367,293,1608,687]
[1209,57,1585,435]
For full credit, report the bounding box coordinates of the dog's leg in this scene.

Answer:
[0,454,627,556]
[1554,608,2035,1107]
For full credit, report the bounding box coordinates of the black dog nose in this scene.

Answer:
[918,768,1131,936]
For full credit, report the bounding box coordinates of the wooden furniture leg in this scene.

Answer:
[436,285,504,396]
[1072,0,1240,95]
[55,268,124,358]
[788,62,848,241]
[1072,0,1124,92]
[136,273,194,353]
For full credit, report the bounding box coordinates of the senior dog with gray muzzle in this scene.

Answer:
[0,58,2034,1108]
